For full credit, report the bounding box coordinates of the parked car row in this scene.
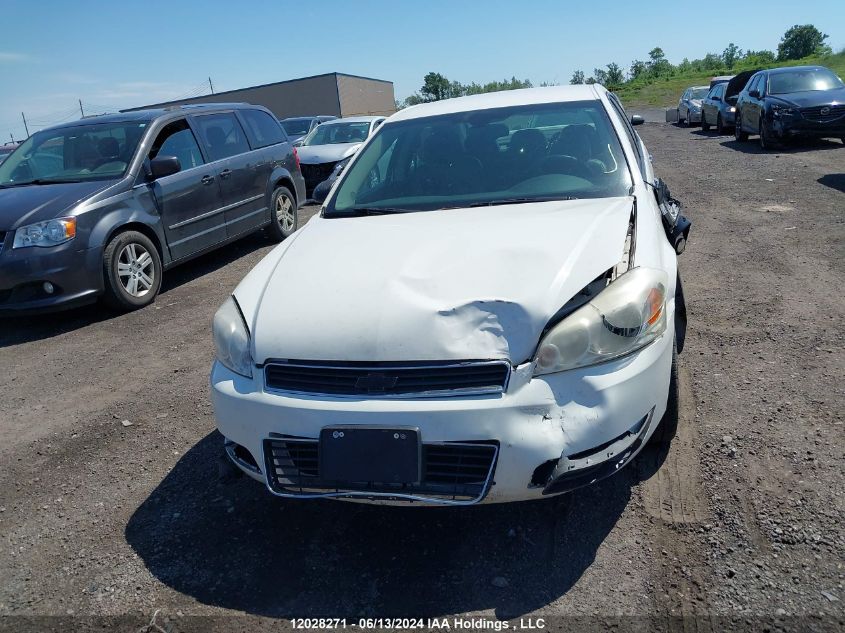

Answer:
[676,65,845,150]
[3,85,693,507]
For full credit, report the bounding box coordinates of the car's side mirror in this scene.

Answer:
[149,156,181,179]
[630,115,645,126]
[749,89,760,99]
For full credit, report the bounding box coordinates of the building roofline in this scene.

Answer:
[124,72,394,111]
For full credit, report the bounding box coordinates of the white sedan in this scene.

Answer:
[210,85,691,505]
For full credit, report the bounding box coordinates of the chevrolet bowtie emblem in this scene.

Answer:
[355,372,399,391]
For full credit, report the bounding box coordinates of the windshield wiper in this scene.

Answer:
[0,178,85,187]
[329,206,414,217]
[469,196,579,207]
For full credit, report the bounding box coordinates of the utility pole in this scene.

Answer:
[21,112,29,138]
[208,77,214,94]
[79,99,85,118]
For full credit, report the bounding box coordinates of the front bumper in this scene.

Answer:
[0,236,102,315]
[210,332,674,505]
[772,115,845,139]
[687,109,702,123]
[299,162,338,199]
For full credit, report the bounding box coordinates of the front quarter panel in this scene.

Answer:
[86,185,168,262]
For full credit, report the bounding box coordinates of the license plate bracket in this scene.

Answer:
[319,426,421,484]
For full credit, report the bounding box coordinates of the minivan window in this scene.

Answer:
[325,100,632,215]
[193,113,250,162]
[240,109,286,148]
[149,120,204,171]
[0,121,147,186]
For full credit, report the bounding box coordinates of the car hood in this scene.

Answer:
[691,99,703,107]
[297,143,361,165]
[239,197,635,365]
[0,180,113,231]
[769,88,845,108]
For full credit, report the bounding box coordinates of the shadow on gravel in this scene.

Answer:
[0,232,270,348]
[720,138,844,154]
[817,174,845,193]
[127,431,665,620]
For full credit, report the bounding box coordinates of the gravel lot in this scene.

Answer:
[1,123,843,632]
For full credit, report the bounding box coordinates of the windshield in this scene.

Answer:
[0,121,147,186]
[690,88,709,99]
[768,68,844,94]
[280,118,314,136]
[303,121,371,146]
[325,100,632,216]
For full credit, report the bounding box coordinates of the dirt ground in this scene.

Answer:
[0,123,843,632]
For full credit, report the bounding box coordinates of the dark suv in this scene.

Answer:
[0,103,305,314]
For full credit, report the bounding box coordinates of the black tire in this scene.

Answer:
[701,116,710,131]
[648,343,679,447]
[102,230,162,311]
[734,113,749,141]
[759,118,776,151]
[266,186,297,242]
[716,113,725,135]
[677,109,685,126]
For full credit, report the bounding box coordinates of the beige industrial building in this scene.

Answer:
[125,72,395,119]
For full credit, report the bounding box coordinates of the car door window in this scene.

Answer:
[193,113,250,162]
[149,119,204,171]
[239,109,286,148]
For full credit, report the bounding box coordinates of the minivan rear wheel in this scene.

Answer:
[267,186,297,242]
[735,114,748,141]
[102,230,162,311]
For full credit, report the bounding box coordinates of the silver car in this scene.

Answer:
[296,116,385,199]
[677,86,709,126]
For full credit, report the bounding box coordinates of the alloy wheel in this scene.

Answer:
[276,194,295,233]
[117,243,155,297]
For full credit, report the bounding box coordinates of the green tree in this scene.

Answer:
[629,60,646,80]
[647,47,672,76]
[722,43,743,68]
[605,63,625,88]
[570,70,585,84]
[592,68,608,86]
[742,49,776,66]
[777,24,828,60]
[420,72,455,101]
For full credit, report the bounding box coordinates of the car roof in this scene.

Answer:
[43,103,265,132]
[767,65,829,75]
[390,85,603,122]
[688,86,709,91]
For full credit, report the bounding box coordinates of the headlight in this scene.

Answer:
[212,296,254,378]
[13,217,76,248]
[729,106,736,113]
[533,268,668,375]
[332,157,351,176]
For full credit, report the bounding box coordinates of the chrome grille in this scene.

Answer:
[264,360,510,397]
[264,437,498,503]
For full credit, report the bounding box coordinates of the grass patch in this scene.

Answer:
[617,51,845,109]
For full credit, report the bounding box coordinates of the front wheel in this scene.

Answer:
[735,114,749,141]
[267,186,297,242]
[716,113,725,135]
[701,112,710,131]
[648,343,679,447]
[759,118,777,150]
[102,230,162,311]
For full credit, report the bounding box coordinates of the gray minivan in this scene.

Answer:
[0,103,305,314]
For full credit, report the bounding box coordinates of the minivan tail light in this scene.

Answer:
[293,147,300,170]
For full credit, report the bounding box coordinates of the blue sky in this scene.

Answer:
[1,0,842,141]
